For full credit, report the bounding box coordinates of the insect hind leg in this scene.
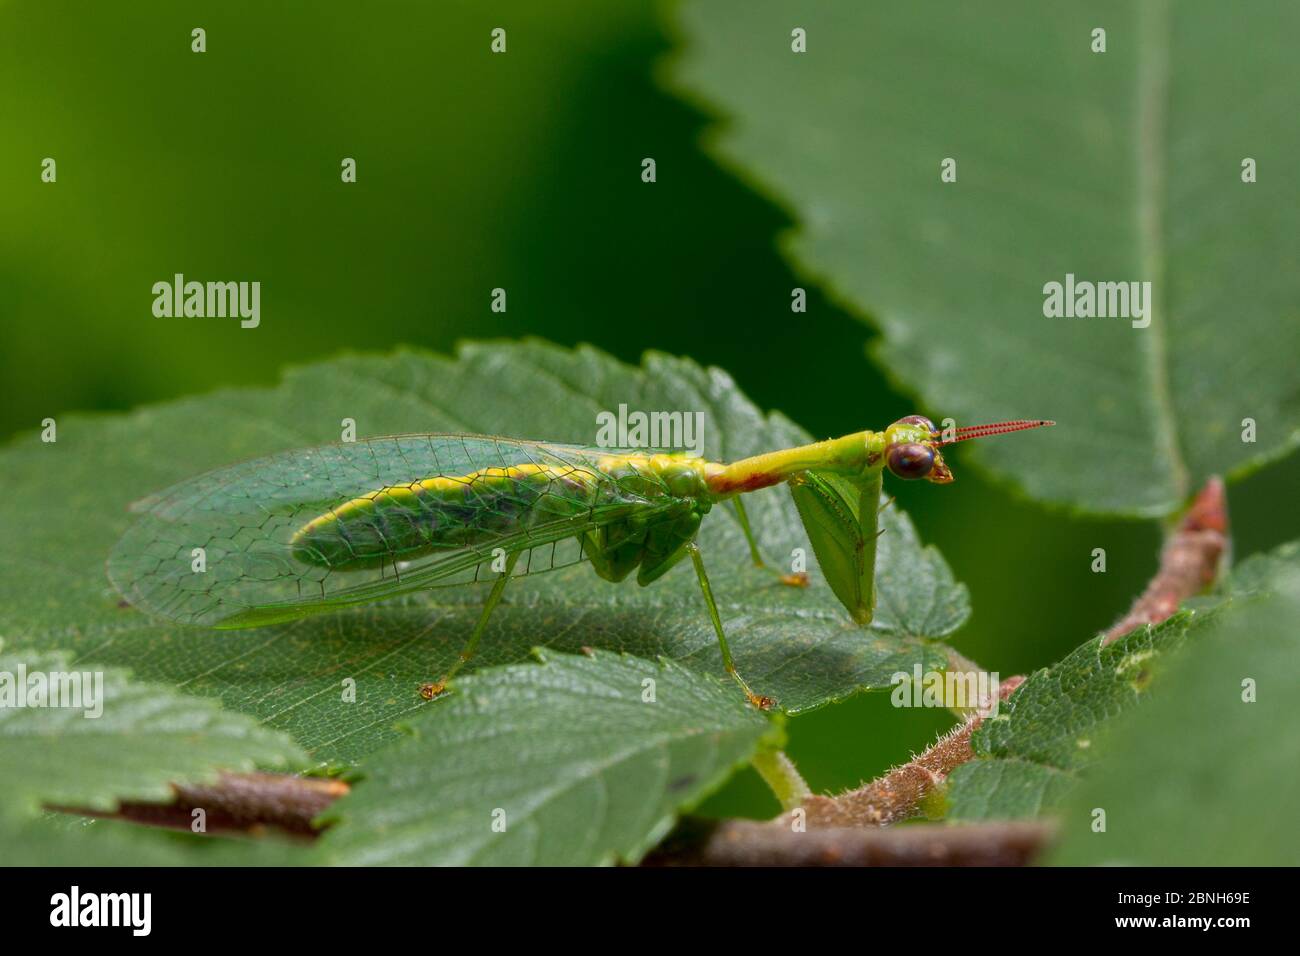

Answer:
[685,541,775,711]
[419,550,520,700]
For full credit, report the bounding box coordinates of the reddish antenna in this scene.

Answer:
[936,419,1055,446]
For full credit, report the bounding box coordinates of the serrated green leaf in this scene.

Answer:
[944,542,1300,820]
[1050,552,1300,865]
[0,650,304,818]
[973,614,1194,771]
[0,342,964,764]
[1,812,311,867]
[318,651,778,866]
[939,616,1192,821]
[669,0,1300,514]
[941,759,1075,823]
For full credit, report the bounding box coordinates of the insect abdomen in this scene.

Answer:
[290,464,602,570]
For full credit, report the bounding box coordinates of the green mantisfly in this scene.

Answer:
[109,416,1053,708]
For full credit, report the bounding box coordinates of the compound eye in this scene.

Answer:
[887,442,935,480]
[895,414,937,433]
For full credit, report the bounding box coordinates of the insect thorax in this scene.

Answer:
[583,453,717,586]
[589,451,720,502]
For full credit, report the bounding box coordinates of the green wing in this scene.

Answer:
[108,435,673,628]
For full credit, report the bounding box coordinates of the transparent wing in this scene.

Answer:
[108,435,670,628]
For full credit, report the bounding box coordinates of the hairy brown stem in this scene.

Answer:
[1104,475,1228,644]
[779,674,1026,829]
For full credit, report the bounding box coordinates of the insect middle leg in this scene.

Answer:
[731,496,808,588]
[419,550,520,700]
[730,497,765,568]
[685,540,775,710]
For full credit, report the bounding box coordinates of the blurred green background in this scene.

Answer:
[3,0,1297,816]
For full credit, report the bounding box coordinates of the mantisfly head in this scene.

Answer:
[883,415,1055,484]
